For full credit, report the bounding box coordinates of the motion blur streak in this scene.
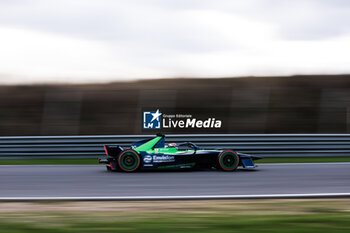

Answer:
[1,75,350,135]
[0,163,349,198]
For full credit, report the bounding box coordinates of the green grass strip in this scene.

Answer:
[0,199,349,232]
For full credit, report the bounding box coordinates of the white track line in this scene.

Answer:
[1,193,350,201]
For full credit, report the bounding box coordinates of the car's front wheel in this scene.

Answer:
[118,150,141,172]
[217,150,239,171]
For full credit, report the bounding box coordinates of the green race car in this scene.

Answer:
[99,134,262,172]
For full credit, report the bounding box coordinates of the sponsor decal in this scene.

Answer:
[152,155,175,163]
[143,155,152,163]
[143,164,154,167]
[158,163,195,169]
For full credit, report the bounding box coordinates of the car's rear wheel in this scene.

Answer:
[118,150,141,172]
[217,150,239,171]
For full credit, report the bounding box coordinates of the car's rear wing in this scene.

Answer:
[103,145,124,158]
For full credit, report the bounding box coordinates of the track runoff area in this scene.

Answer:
[0,162,349,201]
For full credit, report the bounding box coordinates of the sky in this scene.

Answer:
[0,0,349,84]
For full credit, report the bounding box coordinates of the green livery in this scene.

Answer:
[99,134,262,172]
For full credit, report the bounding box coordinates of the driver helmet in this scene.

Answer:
[167,143,177,148]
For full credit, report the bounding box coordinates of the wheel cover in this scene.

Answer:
[219,151,239,170]
[119,151,140,171]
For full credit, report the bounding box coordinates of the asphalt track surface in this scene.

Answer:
[0,163,349,199]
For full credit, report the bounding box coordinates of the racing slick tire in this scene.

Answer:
[217,150,239,171]
[118,150,141,172]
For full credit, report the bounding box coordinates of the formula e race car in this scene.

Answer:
[98,134,262,172]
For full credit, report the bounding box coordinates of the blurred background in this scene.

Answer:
[1,74,350,135]
[0,0,350,136]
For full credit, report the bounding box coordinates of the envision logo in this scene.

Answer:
[143,109,162,129]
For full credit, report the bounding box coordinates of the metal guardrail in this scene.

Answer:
[0,134,350,159]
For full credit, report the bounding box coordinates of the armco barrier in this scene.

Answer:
[0,134,350,159]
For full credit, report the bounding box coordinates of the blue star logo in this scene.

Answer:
[143,109,162,129]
